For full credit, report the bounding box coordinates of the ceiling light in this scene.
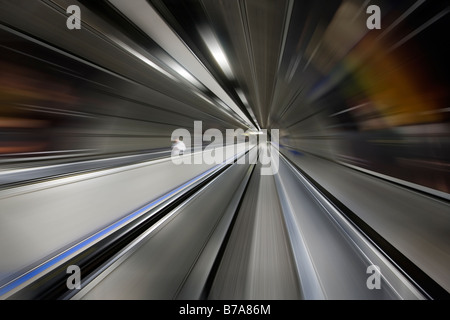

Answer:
[199,26,234,79]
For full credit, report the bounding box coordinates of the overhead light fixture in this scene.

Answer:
[199,26,234,79]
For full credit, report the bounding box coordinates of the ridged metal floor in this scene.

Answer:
[209,163,301,300]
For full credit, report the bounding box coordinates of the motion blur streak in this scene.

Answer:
[0,0,449,300]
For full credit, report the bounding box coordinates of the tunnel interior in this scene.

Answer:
[0,0,449,301]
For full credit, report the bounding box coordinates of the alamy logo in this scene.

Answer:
[366,265,381,290]
[66,5,81,30]
[66,265,81,290]
[171,121,279,176]
[367,5,381,30]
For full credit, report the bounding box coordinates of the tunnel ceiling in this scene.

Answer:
[102,0,448,140]
[3,0,445,146]
[147,0,347,130]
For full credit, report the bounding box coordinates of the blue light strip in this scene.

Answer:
[0,149,245,297]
